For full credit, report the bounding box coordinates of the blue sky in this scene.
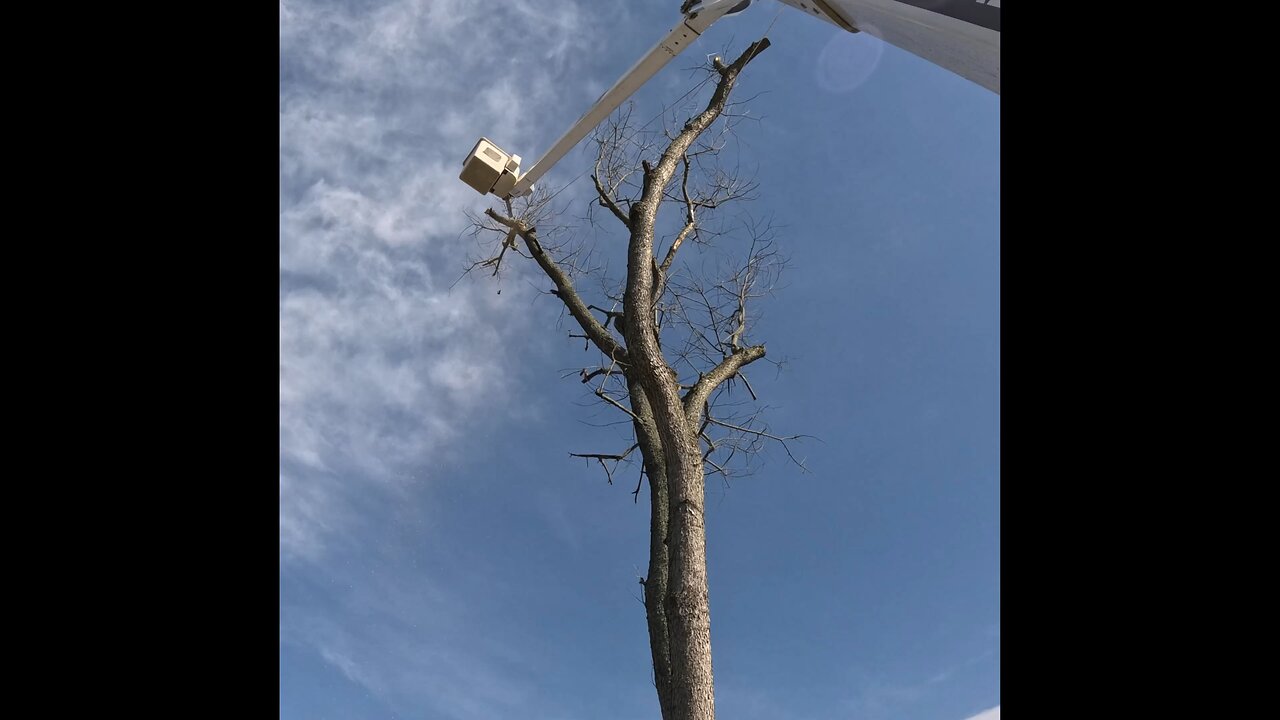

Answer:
[280,1,999,719]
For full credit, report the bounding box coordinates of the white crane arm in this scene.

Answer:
[509,0,749,198]
[459,0,752,200]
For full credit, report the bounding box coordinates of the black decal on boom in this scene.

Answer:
[889,0,1001,33]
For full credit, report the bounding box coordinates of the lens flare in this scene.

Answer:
[815,25,884,94]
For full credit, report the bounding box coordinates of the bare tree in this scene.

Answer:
[464,37,803,720]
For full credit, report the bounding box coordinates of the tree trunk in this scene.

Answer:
[479,37,774,720]
[629,380,716,720]
[629,379,675,720]
[661,440,716,720]
[625,197,718,718]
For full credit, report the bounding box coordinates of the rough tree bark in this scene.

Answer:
[469,37,788,720]
[622,39,770,720]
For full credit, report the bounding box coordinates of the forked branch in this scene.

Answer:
[485,205,628,365]
[571,443,640,485]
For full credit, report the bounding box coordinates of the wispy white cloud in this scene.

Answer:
[279,0,645,712]
[279,0,631,562]
[843,648,998,720]
[280,552,541,719]
[846,675,928,720]
[964,706,1000,720]
[929,648,996,685]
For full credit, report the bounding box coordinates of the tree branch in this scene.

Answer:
[580,366,613,384]
[682,344,766,428]
[595,387,642,421]
[637,38,771,219]
[725,268,748,350]
[705,415,810,469]
[627,39,771,366]
[570,443,640,485]
[587,304,627,339]
[665,155,698,276]
[485,206,628,365]
[653,154,698,307]
[592,173,633,230]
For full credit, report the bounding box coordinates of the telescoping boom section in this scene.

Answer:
[459,0,1000,199]
[458,0,753,200]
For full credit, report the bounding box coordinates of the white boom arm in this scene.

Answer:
[510,0,750,198]
[459,0,752,200]
[460,0,1002,199]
